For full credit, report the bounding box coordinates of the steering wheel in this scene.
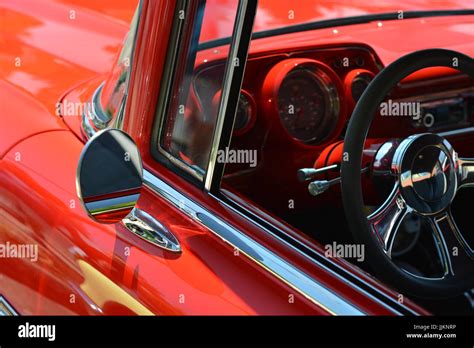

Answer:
[341,49,474,298]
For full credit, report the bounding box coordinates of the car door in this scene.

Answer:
[0,0,326,316]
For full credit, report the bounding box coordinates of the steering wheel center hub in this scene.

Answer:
[411,145,450,201]
[393,133,458,215]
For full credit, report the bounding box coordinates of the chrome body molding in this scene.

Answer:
[214,189,418,315]
[81,83,106,139]
[78,1,420,315]
[143,170,364,315]
[0,296,18,316]
[81,85,418,316]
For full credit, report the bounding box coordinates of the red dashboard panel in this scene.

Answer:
[190,44,474,226]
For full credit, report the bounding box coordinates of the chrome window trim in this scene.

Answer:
[78,0,422,315]
[204,0,254,191]
[82,83,106,138]
[214,190,420,315]
[143,170,365,315]
[152,0,256,186]
[81,108,413,315]
[113,0,142,130]
[0,296,18,316]
[154,0,206,182]
[82,107,366,313]
[90,83,110,129]
[80,1,142,137]
[157,146,205,182]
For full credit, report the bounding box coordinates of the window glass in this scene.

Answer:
[200,0,472,44]
[99,7,140,129]
[158,1,238,177]
[217,0,474,277]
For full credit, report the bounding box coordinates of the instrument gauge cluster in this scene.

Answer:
[234,90,257,135]
[344,69,375,105]
[211,89,257,136]
[262,58,343,145]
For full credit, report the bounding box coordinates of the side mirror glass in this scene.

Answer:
[76,129,143,223]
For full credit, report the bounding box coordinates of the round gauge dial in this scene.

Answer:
[277,68,339,143]
[211,90,256,136]
[344,69,375,105]
[234,91,256,134]
[351,74,373,102]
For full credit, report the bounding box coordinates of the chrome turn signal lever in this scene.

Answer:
[308,177,341,196]
[297,164,339,182]
[304,166,369,197]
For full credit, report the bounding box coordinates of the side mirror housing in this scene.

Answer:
[76,129,143,223]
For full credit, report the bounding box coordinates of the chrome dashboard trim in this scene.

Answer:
[143,170,365,315]
[278,66,340,144]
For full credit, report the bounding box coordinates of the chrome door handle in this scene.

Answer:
[122,208,181,253]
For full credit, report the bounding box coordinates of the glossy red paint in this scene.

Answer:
[200,0,473,42]
[199,14,474,68]
[121,1,429,315]
[0,0,331,316]
[5,0,469,316]
[0,130,324,314]
[0,0,136,147]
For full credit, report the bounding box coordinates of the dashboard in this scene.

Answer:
[189,44,474,219]
[194,45,473,151]
[192,45,474,178]
[194,45,382,148]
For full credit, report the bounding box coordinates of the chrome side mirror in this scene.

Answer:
[76,129,143,223]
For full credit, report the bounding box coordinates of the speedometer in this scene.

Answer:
[262,58,342,145]
[278,69,338,143]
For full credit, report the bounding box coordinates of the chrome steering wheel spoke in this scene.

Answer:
[428,210,473,279]
[368,184,411,258]
[341,49,474,297]
[458,157,474,188]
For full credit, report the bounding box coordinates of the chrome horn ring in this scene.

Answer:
[368,134,473,281]
[341,48,474,298]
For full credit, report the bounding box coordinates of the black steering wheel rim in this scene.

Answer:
[341,49,474,298]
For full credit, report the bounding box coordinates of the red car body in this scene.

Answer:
[0,0,472,315]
